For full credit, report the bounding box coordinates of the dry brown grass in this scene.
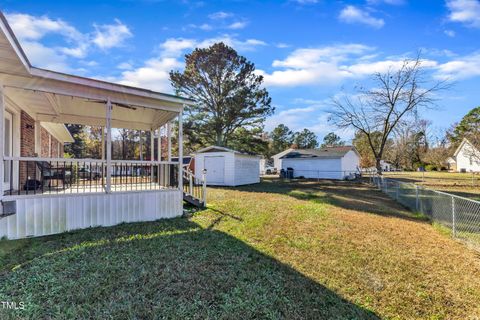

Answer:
[194,178,480,319]
[383,171,480,199]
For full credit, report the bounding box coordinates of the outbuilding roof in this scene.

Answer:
[195,146,259,157]
[280,146,358,159]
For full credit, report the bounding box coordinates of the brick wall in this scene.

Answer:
[40,127,50,158]
[18,112,65,189]
[19,111,36,187]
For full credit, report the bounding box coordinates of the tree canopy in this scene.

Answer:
[321,132,344,148]
[170,42,273,153]
[330,56,448,174]
[270,124,293,155]
[448,106,480,146]
[292,129,318,149]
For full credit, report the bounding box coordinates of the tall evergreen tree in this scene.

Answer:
[293,129,318,149]
[270,124,293,154]
[170,42,273,150]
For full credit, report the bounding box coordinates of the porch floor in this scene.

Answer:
[5,182,175,196]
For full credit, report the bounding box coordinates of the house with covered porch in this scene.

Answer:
[0,12,205,239]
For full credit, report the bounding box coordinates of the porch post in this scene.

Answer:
[0,86,4,204]
[139,131,143,161]
[34,121,41,156]
[167,122,172,161]
[157,126,162,161]
[105,99,112,193]
[178,111,183,192]
[150,130,154,181]
[101,126,105,160]
[157,126,162,186]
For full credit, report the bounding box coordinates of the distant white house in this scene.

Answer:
[194,146,260,186]
[272,148,294,171]
[279,146,361,180]
[452,138,480,172]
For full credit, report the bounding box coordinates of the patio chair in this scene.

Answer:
[36,161,72,189]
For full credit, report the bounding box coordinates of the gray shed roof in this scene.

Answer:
[280,146,357,159]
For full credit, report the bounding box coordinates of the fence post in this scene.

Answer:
[415,185,419,212]
[202,169,207,207]
[452,196,456,237]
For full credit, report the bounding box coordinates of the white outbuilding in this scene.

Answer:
[452,138,480,172]
[194,146,260,186]
[279,146,361,180]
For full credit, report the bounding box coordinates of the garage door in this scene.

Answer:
[204,156,225,184]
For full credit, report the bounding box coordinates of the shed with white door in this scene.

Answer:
[194,146,260,186]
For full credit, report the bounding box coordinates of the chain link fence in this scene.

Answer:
[370,175,480,247]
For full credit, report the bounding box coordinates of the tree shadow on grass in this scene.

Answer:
[227,178,428,222]
[0,218,379,320]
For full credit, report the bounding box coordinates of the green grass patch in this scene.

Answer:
[1,178,480,319]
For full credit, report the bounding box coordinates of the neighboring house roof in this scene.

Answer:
[272,148,295,159]
[453,138,480,158]
[280,146,358,159]
[41,122,75,143]
[195,146,259,156]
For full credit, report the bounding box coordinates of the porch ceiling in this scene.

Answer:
[5,86,179,130]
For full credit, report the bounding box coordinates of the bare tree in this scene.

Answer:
[330,56,448,174]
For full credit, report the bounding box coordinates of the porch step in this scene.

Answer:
[183,193,204,208]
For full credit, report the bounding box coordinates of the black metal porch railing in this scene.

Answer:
[3,157,180,196]
[182,169,206,207]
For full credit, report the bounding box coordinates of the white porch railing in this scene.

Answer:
[3,156,181,197]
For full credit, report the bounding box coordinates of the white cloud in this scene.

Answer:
[444,29,456,37]
[446,0,480,28]
[118,57,182,92]
[20,41,71,72]
[292,0,319,4]
[367,0,405,5]
[208,11,233,20]
[276,43,290,48]
[92,19,132,50]
[228,21,248,30]
[258,44,373,86]
[435,52,480,80]
[6,12,89,59]
[117,62,133,70]
[339,5,385,28]
[258,44,444,87]
[116,35,266,92]
[5,12,134,71]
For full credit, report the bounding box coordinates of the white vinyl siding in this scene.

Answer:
[282,158,343,179]
[234,154,260,185]
[281,150,360,180]
[0,190,182,240]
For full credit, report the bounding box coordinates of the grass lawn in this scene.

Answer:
[1,178,480,319]
[382,171,480,199]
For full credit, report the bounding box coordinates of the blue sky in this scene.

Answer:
[1,0,479,142]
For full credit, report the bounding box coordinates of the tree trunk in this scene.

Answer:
[216,132,224,146]
[376,157,382,175]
